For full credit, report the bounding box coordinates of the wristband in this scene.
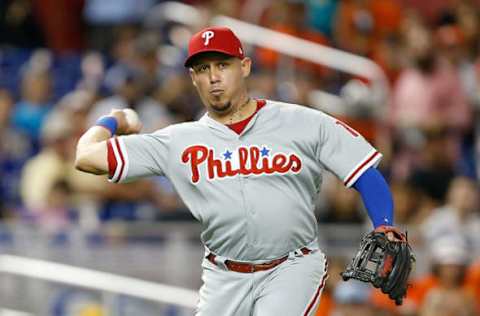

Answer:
[95,116,118,135]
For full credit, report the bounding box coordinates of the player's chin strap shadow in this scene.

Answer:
[340,230,415,306]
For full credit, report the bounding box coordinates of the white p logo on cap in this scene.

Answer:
[202,31,215,46]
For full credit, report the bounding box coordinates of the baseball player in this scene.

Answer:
[75,26,402,315]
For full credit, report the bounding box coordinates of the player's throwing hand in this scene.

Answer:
[74,108,142,175]
[106,108,143,135]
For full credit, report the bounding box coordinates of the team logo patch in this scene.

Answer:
[202,31,214,46]
[181,145,302,184]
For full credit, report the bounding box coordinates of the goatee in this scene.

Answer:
[210,101,232,113]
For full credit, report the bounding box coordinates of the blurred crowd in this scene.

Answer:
[0,0,480,315]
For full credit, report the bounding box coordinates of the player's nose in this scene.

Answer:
[208,67,221,83]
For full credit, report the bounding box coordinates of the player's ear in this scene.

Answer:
[240,57,251,78]
[189,68,197,87]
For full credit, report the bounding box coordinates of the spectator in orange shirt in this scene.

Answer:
[334,0,403,56]
[371,234,477,315]
[408,235,477,314]
[465,260,480,312]
[255,1,328,75]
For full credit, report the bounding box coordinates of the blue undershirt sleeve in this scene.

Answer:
[352,167,394,228]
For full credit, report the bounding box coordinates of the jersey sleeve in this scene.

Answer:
[106,127,171,183]
[316,113,382,188]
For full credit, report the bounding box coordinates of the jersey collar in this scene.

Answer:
[199,99,269,137]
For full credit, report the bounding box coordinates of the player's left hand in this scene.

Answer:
[374,225,407,242]
[341,226,415,306]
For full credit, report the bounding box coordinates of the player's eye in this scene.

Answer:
[196,65,209,73]
[218,62,228,69]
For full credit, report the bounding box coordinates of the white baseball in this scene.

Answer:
[123,108,139,124]
[123,108,141,131]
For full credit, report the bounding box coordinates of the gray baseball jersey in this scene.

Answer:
[107,100,381,262]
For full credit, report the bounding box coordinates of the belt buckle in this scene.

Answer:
[250,264,255,273]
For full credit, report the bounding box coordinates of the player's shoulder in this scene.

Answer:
[264,99,329,120]
[151,120,204,137]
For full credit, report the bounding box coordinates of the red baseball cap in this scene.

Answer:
[184,26,245,67]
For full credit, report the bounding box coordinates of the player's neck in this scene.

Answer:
[208,95,257,125]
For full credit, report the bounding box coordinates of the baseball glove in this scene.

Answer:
[341,226,415,305]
